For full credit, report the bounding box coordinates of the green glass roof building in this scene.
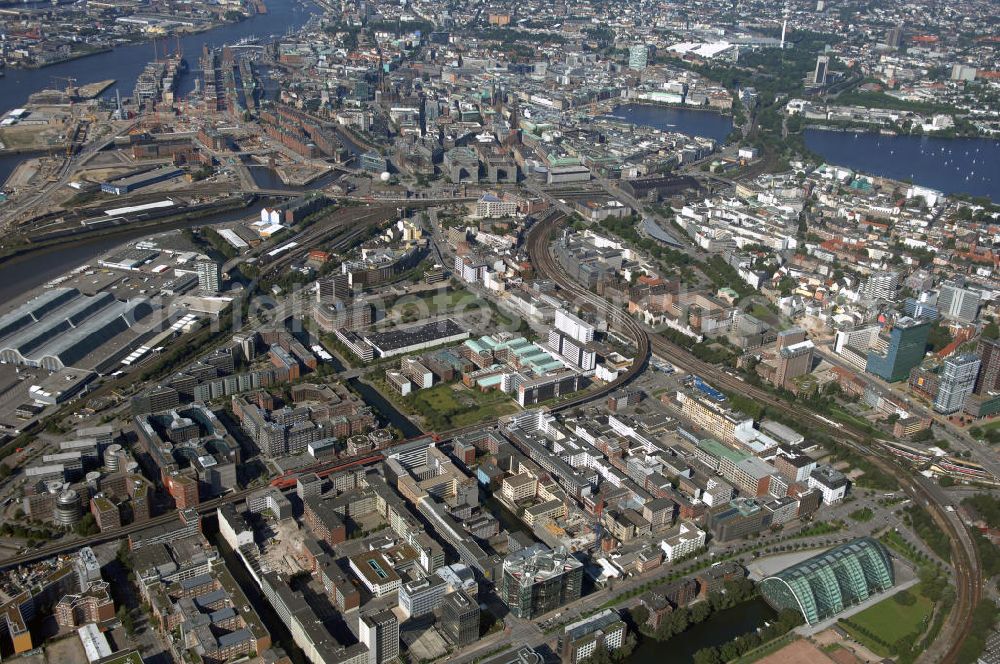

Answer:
[759,537,895,625]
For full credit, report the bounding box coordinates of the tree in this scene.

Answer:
[580,642,613,664]
[926,321,952,352]
[117,606,135,635]
[690,601,712,623]
[75,513,99,537]
[962,494,1000,529]
[693,647,723,664]
[628,605,649,629]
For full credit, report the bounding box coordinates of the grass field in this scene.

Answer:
[975,418,1000,433]
[388,289,518,330]
[828,406,877,431]
[406,382,519,430]
[840,588,934,655]
[388,289,478,320]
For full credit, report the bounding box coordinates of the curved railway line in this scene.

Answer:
[0,211,978,662]
[526,211,651,412]
[526,212,980,664]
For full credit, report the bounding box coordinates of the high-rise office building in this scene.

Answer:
[776,327,807,351]
[775,340,815,391]
[440,590,480,647]
[628,44,649,70]
[902,297,940,322]
[197,260,221,293]
[500,544,583,619]
[813,55,830,85]
[560,609,628,664]
[885,24,904,49]
[861,271,900,301]
[865,317,931,382]
[554,309,595,344]
[76,547,102,591]
[399,576,447,618]
[934,354,981,414]
[937,282,981,323]
[317,273,351,303]
[359,610,399,664]
[975,337,1000,396]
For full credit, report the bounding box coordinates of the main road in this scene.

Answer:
[0,206,977,663]
[525,212,981,664]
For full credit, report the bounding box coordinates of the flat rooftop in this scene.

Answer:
[365,318,467,352]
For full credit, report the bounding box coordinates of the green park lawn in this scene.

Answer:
[405,383,519,430]
[840,588,934,655]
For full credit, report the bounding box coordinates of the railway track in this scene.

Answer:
[525,212,650,412]
[257,201,444,277]
[0,486,258,571]
[3,211,977,662]
[647,334,981,664]
[526,212,980,664]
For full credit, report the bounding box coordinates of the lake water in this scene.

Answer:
[611,104,735,144]
[804,129,1000,201]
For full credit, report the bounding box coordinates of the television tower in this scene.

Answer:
[780,0,789,49]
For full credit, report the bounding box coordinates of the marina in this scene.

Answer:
[804,129,999,201]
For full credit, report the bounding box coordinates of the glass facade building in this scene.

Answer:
[759,537,895,625]
[866,317,931,382]
[500,544,583,619]
[934,353,981,414]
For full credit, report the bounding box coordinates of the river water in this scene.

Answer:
[0,0,321,296]
[0,201,273,302]
[804,129,999,201]
[0,0,318,109]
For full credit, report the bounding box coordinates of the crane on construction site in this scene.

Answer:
[51,76,78,97]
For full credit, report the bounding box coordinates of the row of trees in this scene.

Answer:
[629,578,758,642]
[692,608,803,664]
[579,633,638,664]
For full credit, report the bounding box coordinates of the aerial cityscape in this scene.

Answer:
[0,0,997,663]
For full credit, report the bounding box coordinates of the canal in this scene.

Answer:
[249,164,295,191]
[479,489,529,536]
[628,598,777,664]
[347,377,423,439]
